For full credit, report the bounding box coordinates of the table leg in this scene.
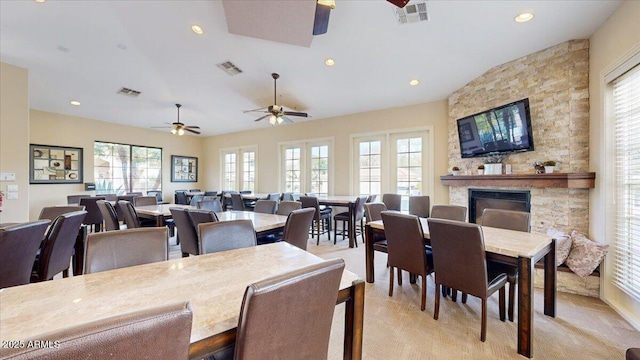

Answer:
[365,225,375,283]
[544,239,557,317]
[343,280,364,360]
[155,215,163,227]
[517,256,534,358]
[348,204,355,248]
[73,225,88,276]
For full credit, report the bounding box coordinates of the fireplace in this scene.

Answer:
[468,189,531,224]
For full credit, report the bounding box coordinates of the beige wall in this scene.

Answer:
[203,101,450,205]
[29,110,204,220]
[0,63,30,223]
[589,0,640,328]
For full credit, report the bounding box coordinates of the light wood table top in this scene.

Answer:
[215,211,288,233]
[0,242,362,359]
[134,203,194,216]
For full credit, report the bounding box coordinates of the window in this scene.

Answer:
[394,136,423,197]
[612,63,640,301]
[221,147,257,191]
[310,145,329,196]
[224,153,237,191]
[283,147,301,193]
[243,151,256,192]
[94,141,162,195]
[280,139,333,194]
[358,140,382,196]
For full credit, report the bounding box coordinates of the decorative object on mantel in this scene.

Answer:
[451,166,460,176]
[543,160,557,174]
[477,164,484,175]
[532,160,544,174]
[483,154,505,175]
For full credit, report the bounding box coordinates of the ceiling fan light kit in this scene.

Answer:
[244,73,309,126]
[151,103,201,135]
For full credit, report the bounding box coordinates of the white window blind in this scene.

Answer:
[613,63,640,301]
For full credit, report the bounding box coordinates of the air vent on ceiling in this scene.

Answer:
[394,2,429,24]
[117,87,141,97]
[216,61,243,76]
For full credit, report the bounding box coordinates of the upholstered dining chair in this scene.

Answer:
[1,301,193,360]
[382,193,402,211]
[281,192,294,201]
[230,193,245,211]
[300,196,332,245]
[115,195,138,221]
[38,206,85,221]
[281,207,316,251]
[482,208,531,322]
[84,227,168,274]
[96,200,121,231]
[198,219,256,254]
[66,194,90,205]
[187,209,219,229]
[31,211,87,282]
[254,200,277,214]
[364,202,389,257]
[175,190,189,205]
[133,196,157,206]
[146,190,163,203]
[333,195,367,245]
[427,218,508,342]
[267,193,281,201]
[79,196,106,232]
[276,200,302,216]
[430,205,467,222]
[409,195,431,218]
[117,200,155,229]
[381,211,433,311]
[169,207,199,257]
[197,199,223,213]
[230,259,345,360]
[0,220,50,289]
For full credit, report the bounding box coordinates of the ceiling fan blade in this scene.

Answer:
[254,114,270,122]
[185,125,200,129]
[243,107,269,113]
[151,126,172,129]
[280,115,294,124]
[283,111,308,118]
[184,128,201,134]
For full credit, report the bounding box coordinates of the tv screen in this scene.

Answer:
[456,98,534,158]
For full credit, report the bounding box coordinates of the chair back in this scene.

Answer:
[133,196,158,206]
[116,195,138,220]
[409,195,431,218]
[117,200,141,228]
[431,205,467,221]
[175,191,188,205]
[189,195,204,206]
[381,211,428,275]
[354,195,368,221]
[231,193,245,211]
[3,301,193,360]
[197,200,223,213]
[282,208,316,250]
[169,208,199,256]
[126,192,143,196]
[366,194,377,203]
[276,201,302,216]
[254,200,277,214]
[291,193,303,201]
[100,193,119,202]
[0,220,50,288]
[67,194,90,205]
[299,196,321,220]
[281,192,294,201]
[84,227,168,274]
[198,220,256,254]
[222,191,238,210]
[234,259,345,360]
[38,206,85,220]
[481,208,530,232]
[382,193,402,211]
[191,189,201,192]
[204,191,218,196]
[188,209,219,231]
[79,197,106,228]
[364,202,387,222]
[427,218,490,298]
[267,193,281,201]
[34,211,87,281]
[147,190,163,203]
[96,200,120,231]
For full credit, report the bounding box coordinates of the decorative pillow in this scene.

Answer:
[565,230,608,278]
[546,228,572,266]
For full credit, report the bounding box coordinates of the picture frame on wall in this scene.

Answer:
[171,155,198,182]
[30,144,83,184]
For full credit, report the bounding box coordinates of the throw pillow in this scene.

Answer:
[546,228,572,266]
[566,230,608,278]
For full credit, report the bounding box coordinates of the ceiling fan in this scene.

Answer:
[243,73,309,125]
[152,104,200,135]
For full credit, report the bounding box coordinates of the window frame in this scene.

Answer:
[278,138,334,194]
[93,141,162,195]
[220,146,258,191]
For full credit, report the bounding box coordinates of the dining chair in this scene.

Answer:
[430,205,467,221]
[382,193,402,211]
[189,195,204,206]
[187,209,219,230]
[31,211,87,282]
[300,196,332,245]
[333,195,367,245]
[381,211,433,311]
[281,207,316,251]
[364,202,389,256]
[126,192,143,196]
[276,200,301,216]
[204,190,218,196]
[38,205,85,221]
[198,219,257,254]
[84,227,168,274]
[366,194,377,203]
[174,190,189,205]
[0,220,50,289]
[115,195,138,221]
[291,193,303,201]
[101,193,119,202]
[427,218,507,342]
[133,196,158,206]
[482,208,530,322]
[409,195,431,218]
[281,192,294,201]
[231,193,245,211]
[628,348,640,360]
[2,301,193,360]
[117,200,155,228]
[267,193,281,201]
[231,259,345,360]
[221,191,238,211]
[169,207,199,257]
[146,190,163,203]
[66,194,91,205]
[197,199,223,213]
[79,196,106,232]
[96,200,122,231]
[254,200,277,214]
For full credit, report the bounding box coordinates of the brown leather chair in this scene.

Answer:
[175,190,189,205]
[170,207,199,257]
[230,193,245,211]
[96,200,121,231]
[300,196,332,245]
[0,220,50,289]
[282,207,316,251]
[115,195,138,220]
[364,202,388,254]
[146,190,163,203]
[409,195,431,218]
[482,208,530,322]
[31,211,87,282]
[254,200,277,214]
[2,301,193,360]
[627,348,640,360]
[232,259,345,360]
[197,199,223,212]
[382,193,402,211]
[187,209,219,229]
[430,205,467,221]
[66,194,91,205]
[133,195,157,206]
[38,206,85,221]
[79,196,106,232]
[198,219,256,254]
[381,211,433,311]
[333,195,368,245]
[84,227,168,274]
[276,200,301,216]
[427,218,507,342]
[117,200,155,229]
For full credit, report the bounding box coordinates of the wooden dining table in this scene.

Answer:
[317,195,360,248]
[365,219,556,359]
[0,242,364,359]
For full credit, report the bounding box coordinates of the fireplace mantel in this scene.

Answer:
[440,172,595,189]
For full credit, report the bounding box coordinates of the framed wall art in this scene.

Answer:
[30,144,83,184]
[171,155,198,182]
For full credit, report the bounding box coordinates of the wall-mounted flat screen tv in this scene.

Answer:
[456,98,534,158]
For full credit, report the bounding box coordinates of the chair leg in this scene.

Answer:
[327,217,331,241]
[397,269,402,285]
[452,289,458,302]
[420,275,427,311]
[389,267,395,297]
[508,280,516,322]
[182,252,189,258]
[461,293,468,304]
[481,298,487,342]
[434,282,441,320]
[499,286,506,322]
[333,218,337,244]
[62,269,69,278]
[316,219,320,246]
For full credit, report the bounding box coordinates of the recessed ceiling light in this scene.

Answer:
[191,25,204,35]
[514,13,534,23]
[35,0,45,3]
[409,79,420,86]
[70,100,81,106]
[325,58,335,66]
